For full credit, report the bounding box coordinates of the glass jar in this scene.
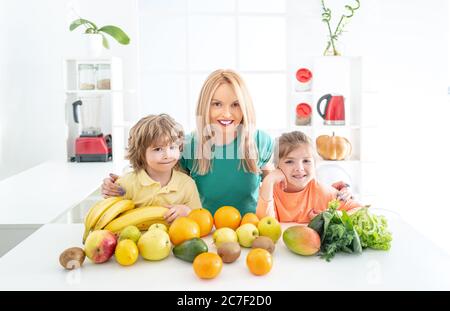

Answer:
[78,64,96,90]
[96,64,111,90]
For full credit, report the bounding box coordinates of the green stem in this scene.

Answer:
[326,21,337,55]
[321,0,337,55]
[334,15,345,37]
[323,41,331,56]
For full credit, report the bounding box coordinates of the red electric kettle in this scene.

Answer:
[317,94,345,125]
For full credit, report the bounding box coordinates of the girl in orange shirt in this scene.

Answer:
[256,131,361,223]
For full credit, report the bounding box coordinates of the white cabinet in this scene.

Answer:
[290,56,374,203]
[63,57,131,163]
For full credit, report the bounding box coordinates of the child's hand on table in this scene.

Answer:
[164,204,192,223]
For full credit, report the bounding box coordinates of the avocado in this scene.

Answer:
[173,238,208,262]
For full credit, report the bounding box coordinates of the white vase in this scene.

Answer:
[83,33,103,58]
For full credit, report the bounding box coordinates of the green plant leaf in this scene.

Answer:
[101,33,110,49]
[69,18,97,31]
[321,211,333,242]
[308,213,325,237]
[98,25,130,45]
[352,227,363,253]
[84,28,96,34]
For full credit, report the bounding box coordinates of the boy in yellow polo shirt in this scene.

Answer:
[116,114,202,223]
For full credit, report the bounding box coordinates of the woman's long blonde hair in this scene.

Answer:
[193,69,259,175]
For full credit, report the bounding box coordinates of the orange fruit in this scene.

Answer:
[193,252,223,279]
[214,206,241,230]
[246,248,273,276]
[168,217,200,246]
[240,213,259,227]
[188,209,214,237]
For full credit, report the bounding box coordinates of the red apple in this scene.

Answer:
[84,230,117,263]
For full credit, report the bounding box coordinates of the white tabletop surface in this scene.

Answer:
[1,213,449,291]
[0,160,128,225]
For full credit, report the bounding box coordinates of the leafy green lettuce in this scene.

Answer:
[349,207,392,250]
[308,200,362,261]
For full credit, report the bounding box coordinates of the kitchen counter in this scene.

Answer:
[1,213,449,291]
[0,160,128,225]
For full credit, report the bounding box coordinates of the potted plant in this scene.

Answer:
[320,0,360,56]
[69,18,130,57]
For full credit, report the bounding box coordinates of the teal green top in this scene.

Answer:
[180,130,274,216]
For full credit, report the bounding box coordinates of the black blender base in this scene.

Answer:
[76,154,110,162]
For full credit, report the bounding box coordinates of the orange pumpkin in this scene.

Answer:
[316,132,352,160]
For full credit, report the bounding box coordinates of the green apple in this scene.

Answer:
[236,223,259,247]
[137,229,171,261]
[213,227,238,248]
[148,223,168,233]
[118,225,141,243]
[257,216,282,243]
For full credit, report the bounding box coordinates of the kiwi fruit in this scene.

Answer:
[251,236,275,253]
[59,247,85,270]
[217,242,241,263]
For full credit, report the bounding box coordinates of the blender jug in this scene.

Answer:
[72,95,103,136]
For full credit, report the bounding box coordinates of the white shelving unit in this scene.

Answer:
[290,56,372,202]
[63,57,131,163]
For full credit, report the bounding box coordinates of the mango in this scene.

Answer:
[283,226,321,256]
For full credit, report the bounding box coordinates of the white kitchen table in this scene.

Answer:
[0,160,128,225]
[0,213,449,291]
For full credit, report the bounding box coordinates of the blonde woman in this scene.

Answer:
[178,69,274,216]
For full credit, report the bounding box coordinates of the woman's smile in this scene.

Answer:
[218,119,234,126]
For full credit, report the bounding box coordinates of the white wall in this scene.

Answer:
[375,0,450,253]
[0,0,139,180]
[0,0,66,180]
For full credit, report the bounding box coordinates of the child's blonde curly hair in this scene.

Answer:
[126,114,184,171]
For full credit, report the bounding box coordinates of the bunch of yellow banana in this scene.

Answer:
[104,206,168,233]
[82,197,134,243]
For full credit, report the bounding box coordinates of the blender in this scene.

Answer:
[72,95,112,162]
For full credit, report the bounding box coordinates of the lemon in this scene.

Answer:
[115,239,139,266]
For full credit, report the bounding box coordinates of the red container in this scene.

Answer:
[316,94,345,125]
[295,103,312,125]
[296,68,312,83]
